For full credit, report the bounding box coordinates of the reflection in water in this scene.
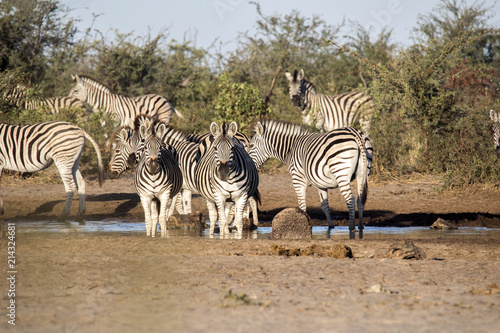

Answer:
[3,220,500,240]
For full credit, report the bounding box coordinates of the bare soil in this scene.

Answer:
[1,169,500,332]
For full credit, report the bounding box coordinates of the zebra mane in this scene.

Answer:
[133,114,155,131]
[77,75,112,94]
[108,124,133,150]
[250,118,310,137]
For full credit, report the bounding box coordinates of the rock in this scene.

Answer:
[272,207,312,240]
[386,240,426,260]
[167,213,206,229]
[430,218,458,229]
[365,283,396,294]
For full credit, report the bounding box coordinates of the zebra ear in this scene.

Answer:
[490,110,499,122]
[156,123,167,138]
[255,122,264,136]
[118,128,130,141]
[298,69,304,81]
[139,123,150,139]
[285,72,294,82]
[210,122,220,137]
[227,122,238,137]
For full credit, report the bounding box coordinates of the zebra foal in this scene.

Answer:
[249,120,372,239]
[0,121,104,221]
[286,69,374,135]
[134,121,183,237]
[195,122,259,238]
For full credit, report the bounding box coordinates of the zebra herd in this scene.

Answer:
[0,71,498,239]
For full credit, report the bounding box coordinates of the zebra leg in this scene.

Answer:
[215,198,230,239]
[174,192,184,214]
[74,169,86,222]
[336,177,356,239]
[151,199,160,237]
[249,196,259,226]
[182,189,192,214]
[159,191,171,238]
[206,200,218,237]
[233,194,248,238]
[318,189,334,229]
[140,196,154,237]
[292,176,308,213]
[357,195,364,240]
[55,163,77,222]
[167,196,176,221]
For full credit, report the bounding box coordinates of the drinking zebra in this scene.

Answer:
[285,69,374,135]
[69,74,184,126]
[3,83,85,114]
[134,121,183,237]
[490,110,500,159]
[249,119,373,239]
[195,122,259,238]
[0,121,104,221]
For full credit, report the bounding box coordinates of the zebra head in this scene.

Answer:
[285,69,307,110]
[210,121,238,181]
[139,122,177,175]
[108,124,141,179]
[248,121,269,168]
[69,74,88,102]
[490,110,500,159]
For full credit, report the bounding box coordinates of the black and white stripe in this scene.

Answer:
[195,122,259,238]
[3,84,85,114]
[134,121,183,237]
[249,119,372,239]
[69,75,184,126]
[0,121,104,221]
[286,69,374,135]
[490,110,500,159]
[186,130,260,225]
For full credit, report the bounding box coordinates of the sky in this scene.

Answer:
[64,0,500,52]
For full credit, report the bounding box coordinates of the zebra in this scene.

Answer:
[3,83,85,114]
[490,110,500,159]
[0,121,104,221]
[186,130,261,225]
[248,119,373,239]
[108,115,200,217]
[195,121,259,238]
[68,74,184,126]
[108,124,142,179]
[134,121,183,237]
[285,69,374,135]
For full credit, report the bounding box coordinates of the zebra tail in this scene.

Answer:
[173,106,185,120]
[359,135,369,206]
[83,131,105,187]
[253,189,262,205]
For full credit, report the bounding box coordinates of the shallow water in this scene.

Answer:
[4,219,500,240]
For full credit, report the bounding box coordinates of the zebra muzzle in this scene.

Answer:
[217,162,230,181]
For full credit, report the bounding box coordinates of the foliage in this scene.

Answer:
[1,0,499,187]
[214,74,269,134]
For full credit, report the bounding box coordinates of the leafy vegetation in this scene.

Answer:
[0,0,499,187]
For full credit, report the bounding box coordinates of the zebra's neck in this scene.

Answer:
[261,121,308,165]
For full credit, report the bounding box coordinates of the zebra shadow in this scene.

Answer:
[27,193,140,218]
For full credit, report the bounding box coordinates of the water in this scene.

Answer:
[4,220,500,240]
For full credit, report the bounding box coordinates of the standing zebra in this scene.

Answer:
[490,110,500,159]
[134,121,183,237]
[3,83,85,114]
[285,69,374,135]
[186,130,260,225]
[69,74,184,126]
[0,121,104,221]
[195,122,259,238]
[249,119,372,239]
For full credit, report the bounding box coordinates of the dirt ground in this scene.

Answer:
[1,169,500,332]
